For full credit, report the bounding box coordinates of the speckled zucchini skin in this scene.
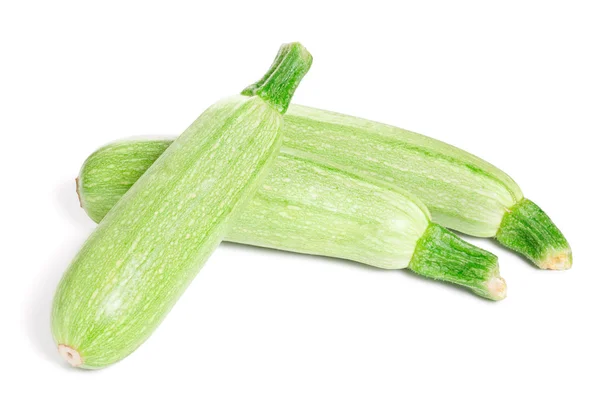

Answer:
[52,43,313,368]
[283,106,570,269]
[78,103,571,269]
[284,105,521,237]
[79,140,429,268]
[78,138,505,301]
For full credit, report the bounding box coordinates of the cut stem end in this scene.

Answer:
[485,275,507,301]
[58,344,83,368]
[539,249,572,271]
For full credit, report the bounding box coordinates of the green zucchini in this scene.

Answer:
[78,138,506,301]
[285,107,571,270]
[52,43,313,369]
[78,105,571,270]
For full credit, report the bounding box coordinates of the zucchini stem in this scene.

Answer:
[409,224,506,300]
[242,42,313,114]
[496,199,571,270]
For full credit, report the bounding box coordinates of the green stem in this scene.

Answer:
[496,198,571,270]
[242,42,313,114]
[409,224,506,300]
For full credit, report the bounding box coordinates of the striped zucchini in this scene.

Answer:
[79,105,571,270]
[78,138,507,301]
[52,43,313,369]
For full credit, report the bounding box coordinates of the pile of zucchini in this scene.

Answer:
[52,43,571,369]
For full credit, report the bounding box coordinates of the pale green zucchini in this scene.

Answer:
[51,43,313,369]
[78,138,507,301]
[79,105,571,270]
[284,106,571,270]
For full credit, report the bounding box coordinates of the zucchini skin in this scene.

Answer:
[54,43,313,368]
[78,138,505,301]
[284,106,570,269]
[227,148,431,269]
[285,105,522,237]
[54,96,283,368]
[76,138,172,224]
[78,103,571,269]
[78,139,429,269]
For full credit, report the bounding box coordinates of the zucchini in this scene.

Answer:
[78,138,506,301]
[52,43,313,369]
[285,106,571,270]
[78,105,571,270]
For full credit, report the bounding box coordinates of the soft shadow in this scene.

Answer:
[220,241,389,275]
[220,241,494,302]
[26,180,95,371]
[397,269,494,302]
[54,178,94,228]
[27,242,87,371]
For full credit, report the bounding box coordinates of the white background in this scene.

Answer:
[1,1,598,399]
